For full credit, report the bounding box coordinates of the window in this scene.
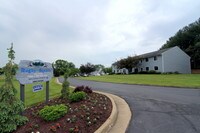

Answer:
[145,58,148,62]
[140,60,143,63]
[154,56,157,61]
[141,68,143,71]
[154,66,158,70]
[146,67,149,71]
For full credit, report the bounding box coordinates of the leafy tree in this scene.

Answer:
[185,42,200,68]
[79,65,86,74]
[0,67,4,75]
[69,68,80,76]
[103,67,112,74]
[53,60,68,76]
[52,64,60,77]
[68,62,75,69]
[160,18,200,68]
[94,64,105,70]
[53,60,76,77]
[79,63,96,74]
[0,43,28,133]
[114,56,139,73]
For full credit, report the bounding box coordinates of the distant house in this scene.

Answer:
[112,46,191,74]
[111,66,129,74]
[90,68,105,76]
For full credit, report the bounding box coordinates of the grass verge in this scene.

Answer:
[0,76,71,107]
[78,74,200,88]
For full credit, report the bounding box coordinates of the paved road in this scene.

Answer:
[59,78,200,133]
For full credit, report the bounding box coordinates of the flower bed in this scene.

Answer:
[14,92,112,133]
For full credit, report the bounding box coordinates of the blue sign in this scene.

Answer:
[33,84,43,92]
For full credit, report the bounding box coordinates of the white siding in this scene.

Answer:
[112,65,129,74]
[135,56,162,72]
[114,46,191,74]
[112,65,117,73]
[162,46,191,74]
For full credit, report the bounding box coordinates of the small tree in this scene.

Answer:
[115,55,139,73]
[53,60,76,77]
[79,62,95,74]
[60,69,70,99]
[0,43,28,133]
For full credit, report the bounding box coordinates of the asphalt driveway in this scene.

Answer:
[58,77,200,133]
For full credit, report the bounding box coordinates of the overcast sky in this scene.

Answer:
[0,0,199,67]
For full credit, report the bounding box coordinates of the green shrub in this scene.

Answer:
[162,71,180,74]
[39,104,68,121]
[73,86,93,93]
[69,91,86,102]
[174,71,180,74]
[137,70,161,74]
[138,71,148,74]
[148,70,161,74]
[0,44,28,133]
[61,73,70,99]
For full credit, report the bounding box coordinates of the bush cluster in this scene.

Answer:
[131,70,180,74]
[73,86,93,93]
[39,104,68,121]
[69,92,87,102]
[162,71,180,74]
[131,70,161,74]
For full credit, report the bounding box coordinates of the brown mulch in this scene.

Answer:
[14,92,112,133]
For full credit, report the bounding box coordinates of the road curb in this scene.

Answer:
[94,91,118,133]
[95,91,132,133]
[108,94,132,133]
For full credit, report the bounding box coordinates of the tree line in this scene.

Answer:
[0,59,112,77]
[160,18,200,69]
[53,61,112,77]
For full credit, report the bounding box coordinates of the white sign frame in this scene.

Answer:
[16,60,53,84]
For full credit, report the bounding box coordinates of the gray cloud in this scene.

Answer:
[0,0,199,67]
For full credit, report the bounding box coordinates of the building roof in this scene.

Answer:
[112,46,175,66]
[137,47,172,59]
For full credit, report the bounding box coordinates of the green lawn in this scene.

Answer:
[78,74,200,88]
[0,76,63,107]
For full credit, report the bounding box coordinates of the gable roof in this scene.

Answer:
[112,46,176,66]
[137,47,172,59]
